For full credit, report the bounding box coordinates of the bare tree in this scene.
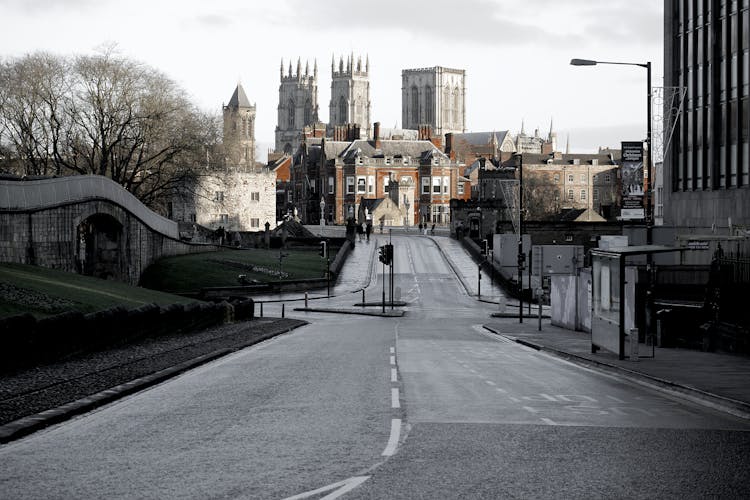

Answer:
[0,48,221,210]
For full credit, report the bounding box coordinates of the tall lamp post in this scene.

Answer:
[570,58,652,245]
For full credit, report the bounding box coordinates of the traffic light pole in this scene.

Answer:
[326,256,330,297]
[382,258,386,313]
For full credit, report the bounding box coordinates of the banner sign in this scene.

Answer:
[620,141,645,220]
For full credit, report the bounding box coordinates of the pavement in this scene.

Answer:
[483,315,750,420]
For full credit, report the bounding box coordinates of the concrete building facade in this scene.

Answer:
[663,0,750,235]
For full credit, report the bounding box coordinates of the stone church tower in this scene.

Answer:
[223,83,256,168]
[402,66,466,137]
[275,58,319,154]
[329,54,371,140]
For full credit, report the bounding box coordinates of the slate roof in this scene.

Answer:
[227,84,253,108]
[340,139,447,160]
[452,131,509,146]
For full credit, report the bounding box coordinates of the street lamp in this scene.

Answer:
[319,197,325,236]
[570,58,653,244]
[404,194,411,229]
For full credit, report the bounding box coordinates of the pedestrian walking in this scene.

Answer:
[431,223,436,235]
[419,222,423,233]
[366,221,372,242]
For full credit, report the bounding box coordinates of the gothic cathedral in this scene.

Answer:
[329,54,371,140]
[402,66,466,136]
[275,58,319,154]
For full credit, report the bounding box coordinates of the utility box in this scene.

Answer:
[532,245,584,277]
[493,233,531,271]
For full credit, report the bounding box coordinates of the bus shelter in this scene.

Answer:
[590,245,687,360]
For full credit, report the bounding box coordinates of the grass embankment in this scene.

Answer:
[0,263,197,320]
[139,248,331,294]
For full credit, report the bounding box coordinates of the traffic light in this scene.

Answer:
[378,246,386,264]
[481,239,488,256]
[319,240,327,258]
[386,244,393,265]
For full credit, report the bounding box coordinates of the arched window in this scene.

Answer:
[304,99,312,126]
[425,86,433,124]
[453,87,461,128]
[287,99,295,128]
[339,96,347,123]
[443,86,451,126]
[411,86,420,124]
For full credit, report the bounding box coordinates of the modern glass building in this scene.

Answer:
[663,0,749,230]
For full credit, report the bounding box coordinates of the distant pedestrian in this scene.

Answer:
[431,223,435,235]
[357,222,364,242]
[419,222,423,233]
[366,221,372,242]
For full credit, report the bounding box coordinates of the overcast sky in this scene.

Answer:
[1,0,663,161]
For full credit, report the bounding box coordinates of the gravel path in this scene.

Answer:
[0,317,306,427]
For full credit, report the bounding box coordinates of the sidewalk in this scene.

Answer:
[484,316,750,419]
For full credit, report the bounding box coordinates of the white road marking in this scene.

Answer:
[391,368,398,383]
[391,388,400,408]
[523,406,539,414]
[495,388,508,393]
[509,396,520,402]
[541,418,557,426]
[382,418,402,456]
[283,476,371,500]
[607,395,626,403]
[390,346,395,354]
[390,355,396,365]
[484,380,496,386]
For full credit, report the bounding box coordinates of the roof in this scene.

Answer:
[452,131,509,147]
[591,245,689,257]
[227,84,253,108]
[341,139,447,160]
[508,152,621,167]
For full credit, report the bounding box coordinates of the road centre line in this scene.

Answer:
[484,380,496,386]
[390,347,395,354]
[390,355,396,365]
[495,387,507,393]
[283,476,371,500]
[391,368,398,383]
[391,388,400,408]
[523,406,539,414]
[382,418,402,456]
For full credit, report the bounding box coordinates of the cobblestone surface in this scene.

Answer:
[0,317,305,426]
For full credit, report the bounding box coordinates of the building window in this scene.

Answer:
[190,213,196,223]
[422,176,430,194]
[251,218,260,228]
[554,174,560,183]
[443,176,450,194]
[328,176,334,194]
[567,174,574,183]
[219,214,229,224]
[593,189,599,201]
[215,191,224,202]
[581,174,586,183]
[357,176,367,193]
[346,176,355,194]
[568,189,574,200]
[250,192,260,202]
[383,176,390,193]
[458,182,464,196]
[565,235,573,242]
[580,189,587,201]
[432,176,441,193]
[604,173,611,183]
[368,176,375,194]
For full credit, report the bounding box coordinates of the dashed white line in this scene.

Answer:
[390,355,396,365]
[382,418,402,456]
[391,368,398,383]
[495,387,507,393]
[391,388,400,408]
[389,347,395,354]
[484,380,496,386]
[541,418,557,426]
[523,406,539,414]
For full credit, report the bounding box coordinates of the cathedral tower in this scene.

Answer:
[223,83,256,168]
[275,58,319,154]
[402,66,465,137]
[329,53,371,140]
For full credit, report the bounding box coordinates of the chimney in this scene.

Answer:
[373,121,381,149]
[418,125,432,141]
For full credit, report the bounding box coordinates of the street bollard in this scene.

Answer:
[537,287,544,331]
[305,292,308,308]
[362,289,365,307]
[282,303,285,318]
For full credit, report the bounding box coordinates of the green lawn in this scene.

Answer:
[139,247,331,293]
[0,263,198,319]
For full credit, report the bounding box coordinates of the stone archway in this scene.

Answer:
[76,213,124,280]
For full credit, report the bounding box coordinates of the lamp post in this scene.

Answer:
[570,58,652,244]
[515,153,524,323]
[404,195,411,230]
